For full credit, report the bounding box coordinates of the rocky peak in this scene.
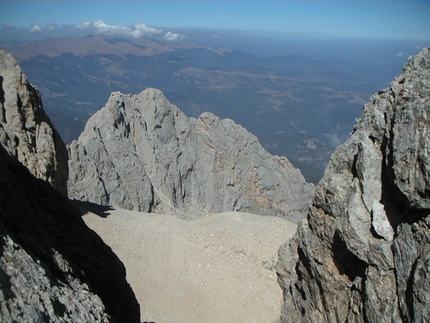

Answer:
[277,48,430,322]
[0,51,140,322]
[0,50,68,195]
[68,88,314,222]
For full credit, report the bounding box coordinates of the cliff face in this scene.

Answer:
[277,48,430,322]
[0,50,68,195]
[0,52,140,323]
[68,88,314,222]
[0,147,140,323]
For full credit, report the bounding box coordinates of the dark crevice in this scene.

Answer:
[331,231,369,322]
[404,257,418,322]
[98,175,110,207]
[351,153,359,179]
[294,250,307,302]
[296,246,328,313]
[369,223,386,240]
[148,183,155,213]
[0,76,5,122]
[380,122,405,228]
[171,182,178,208]
[16,94,26,129]
[332,230,367,282]
[379,120,428,227]
[51,297,67,317]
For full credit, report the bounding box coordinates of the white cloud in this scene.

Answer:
[75,20,162,38]
[396,52,404,57]
[93,20,130,36]
[29,24,43,33]
[27,23,59,33]
[164,31,185,41]
[76,22,92,30]
[133,23,163,37]
[47,23,59,31]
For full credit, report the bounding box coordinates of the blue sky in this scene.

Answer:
[0,0,429,40]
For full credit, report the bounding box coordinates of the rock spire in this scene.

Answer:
[0,50,68,195]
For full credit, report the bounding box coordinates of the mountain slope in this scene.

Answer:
[0,51,140,323]
[68,88,314,222]
[277,48,430,322]
[3,35,400,182]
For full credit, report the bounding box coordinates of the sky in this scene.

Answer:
[0,0,429,42]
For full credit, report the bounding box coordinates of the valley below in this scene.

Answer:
[2,34,411,183]
[1,36,428,323]
[82,207,297,323]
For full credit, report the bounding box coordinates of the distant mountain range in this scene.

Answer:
[1,34,406,183]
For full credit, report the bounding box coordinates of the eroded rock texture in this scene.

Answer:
[277,48,430,322]
[0,51,140,323]
[0,50,68,195]
[68,88,313,222]
[0,145,140,323]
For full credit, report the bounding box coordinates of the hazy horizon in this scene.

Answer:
[1,0,428,183]
[1,0,429,43]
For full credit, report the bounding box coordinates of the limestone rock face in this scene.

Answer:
[68,88,313,222]
[0,145,140,323]
[0,50,68,195]
[277,48,430,322]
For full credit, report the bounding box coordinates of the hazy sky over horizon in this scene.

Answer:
[1,0,429,41]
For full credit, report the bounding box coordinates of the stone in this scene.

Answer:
[68,88,314,222]
[0,51,140,323]
[277,48,430,322]
[0,50,68,195]
[0,145,140,323]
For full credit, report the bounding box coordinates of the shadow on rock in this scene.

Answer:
[72,200,114,218]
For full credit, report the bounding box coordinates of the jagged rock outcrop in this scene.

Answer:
[277,48,430,322]
[68,88,313,222]
[0,50,68,195]
[0,145,140,322]
[0,51,140,323]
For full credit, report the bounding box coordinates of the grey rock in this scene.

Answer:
[0,235,110,323]
[277,48,430,322]
[0,145,140,323]
[0,52,140,323]
[0,50,68,195]
[68,88,313,222]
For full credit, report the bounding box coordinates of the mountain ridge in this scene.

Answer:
[2,34,398,183]
[68,87,314,223]
[1,44,429,322]
[3,34,202,60]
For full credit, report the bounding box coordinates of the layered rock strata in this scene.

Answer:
[277,48,430,322]
[0,50,68,195]
[68,88,313,222]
